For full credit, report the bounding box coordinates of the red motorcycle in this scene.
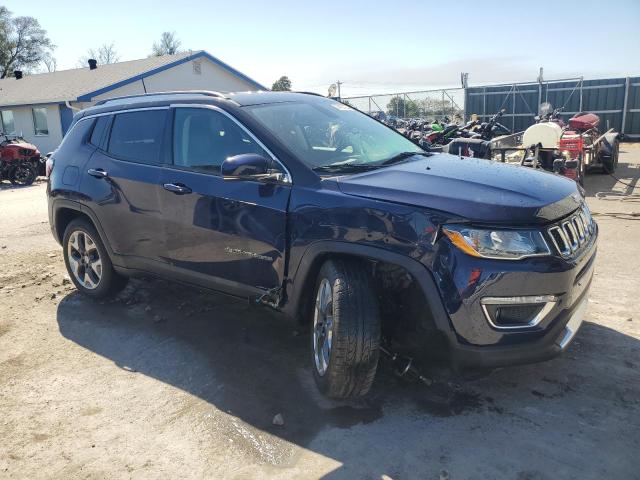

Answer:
[0,134,40,186]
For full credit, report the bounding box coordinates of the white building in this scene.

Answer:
[0,51,266,154]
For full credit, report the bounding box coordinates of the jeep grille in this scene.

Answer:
[547,205,595,258]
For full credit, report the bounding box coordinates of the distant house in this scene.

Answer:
[0,50,266,153]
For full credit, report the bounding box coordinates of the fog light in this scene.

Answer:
[481,295,557,330]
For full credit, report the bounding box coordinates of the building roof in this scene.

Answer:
[0,50,266,107]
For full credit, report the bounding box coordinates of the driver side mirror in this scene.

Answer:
[221,153,286,182]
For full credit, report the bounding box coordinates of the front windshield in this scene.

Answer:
[245,100,424,170]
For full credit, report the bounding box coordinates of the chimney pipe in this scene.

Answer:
[14,70,23,79]
[88,59,97,70]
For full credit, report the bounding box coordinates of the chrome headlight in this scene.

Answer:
[442,225,551,260]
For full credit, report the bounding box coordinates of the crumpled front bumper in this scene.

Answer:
[449,286,590,368]
[425,223,597,368]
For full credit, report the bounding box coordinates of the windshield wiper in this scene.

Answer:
[378,151,432,166]
[312,151,431,174]
[312,162,381,173]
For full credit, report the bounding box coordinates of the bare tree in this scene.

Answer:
[41,52,57,72]
[152,32,181,56]
[77,43,120,67]
[0,7,54,78]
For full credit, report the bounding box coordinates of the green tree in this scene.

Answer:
[271,76,292,91]
[152,31,182,56]
[0,7,54,78]
[386,96,420,118]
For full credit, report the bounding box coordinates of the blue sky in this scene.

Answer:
[5,0,640,96]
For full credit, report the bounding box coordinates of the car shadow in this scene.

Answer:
[56,278,640,478]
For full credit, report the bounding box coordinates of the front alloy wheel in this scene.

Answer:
[313,278,334,376]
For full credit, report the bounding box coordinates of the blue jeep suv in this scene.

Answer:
[47,91,597,398]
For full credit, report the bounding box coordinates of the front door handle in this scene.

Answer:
[88,168,108,178]
[163,183,192,195]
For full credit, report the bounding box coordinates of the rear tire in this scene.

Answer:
[63,218,128,298]
[311,259,381,398]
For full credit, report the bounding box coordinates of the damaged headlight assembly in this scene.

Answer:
[442,224,551,260]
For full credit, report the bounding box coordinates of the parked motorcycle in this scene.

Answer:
[422,110,511,156]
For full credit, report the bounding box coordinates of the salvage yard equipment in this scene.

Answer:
[0,133,44,185]
[489,103,620,185]
[0,134,40,186]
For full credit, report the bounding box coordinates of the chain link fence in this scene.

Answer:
[341,88,465,121]
[341,76,640,138]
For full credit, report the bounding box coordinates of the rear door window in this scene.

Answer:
[107,110,167,164]
[89,116,110,148]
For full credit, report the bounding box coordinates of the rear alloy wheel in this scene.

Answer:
[311,259,381,398]
[67,230,103,290]
[63,219,128,298]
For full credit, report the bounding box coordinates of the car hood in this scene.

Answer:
[336,153,582,225]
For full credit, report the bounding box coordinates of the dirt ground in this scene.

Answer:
[1,146,639,480]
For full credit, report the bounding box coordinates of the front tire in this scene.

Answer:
[63,218,128,298]
[311,259,381,398]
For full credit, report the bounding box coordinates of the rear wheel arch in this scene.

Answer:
[55,207,88,244]
[53,202,115,257]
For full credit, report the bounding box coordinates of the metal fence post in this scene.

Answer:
[579,77,584,113]
[483,87,486,119]
[538,82,542,114]
[622,77,630,134]
[463,87,467,120]
[512,84,516,131]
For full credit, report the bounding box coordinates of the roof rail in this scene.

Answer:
[94,90,225,106]
[296,91,325,97]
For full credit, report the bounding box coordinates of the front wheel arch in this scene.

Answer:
[283,242,455,345]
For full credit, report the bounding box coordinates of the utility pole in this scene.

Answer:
[336,80,342,100]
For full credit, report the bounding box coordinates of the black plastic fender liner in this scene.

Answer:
[281,240,456,345]
[599,132,620,157]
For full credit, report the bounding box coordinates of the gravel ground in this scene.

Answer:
[1,146,639,480]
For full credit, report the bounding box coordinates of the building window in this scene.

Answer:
[0,110,15,134]
[192,60,201,75]
[32,107,49,136]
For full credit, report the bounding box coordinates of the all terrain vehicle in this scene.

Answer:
[0,134,40,185]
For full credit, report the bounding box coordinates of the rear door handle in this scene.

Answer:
[163,183,192,195]
[87,168,108,178]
